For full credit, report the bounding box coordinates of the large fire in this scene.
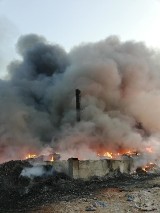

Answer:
[97,149,140,159]
[96,145,160,173]
[96,144,156,159]
[25,145,155,161]
[24,145,159,174]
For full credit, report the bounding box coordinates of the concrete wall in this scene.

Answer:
[50,158,133,180]
[68,158,133,179]
[52,160,69,175]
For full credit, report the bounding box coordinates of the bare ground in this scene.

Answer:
[0,160,160,213]
[30,176,160,213]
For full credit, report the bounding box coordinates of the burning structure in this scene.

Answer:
[23,149,159,180]
[23,155,133,180]
[0,34,160,173]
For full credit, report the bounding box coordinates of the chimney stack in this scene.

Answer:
[75,89,81,122]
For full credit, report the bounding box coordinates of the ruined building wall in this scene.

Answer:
[51,158,133,180]
[52,160,69,175]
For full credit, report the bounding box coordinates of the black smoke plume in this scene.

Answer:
[0,34,160,162]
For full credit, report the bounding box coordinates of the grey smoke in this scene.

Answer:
[0,34,160,163]
[21,165,53,179]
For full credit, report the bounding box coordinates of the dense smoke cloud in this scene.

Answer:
[0,34,160,162]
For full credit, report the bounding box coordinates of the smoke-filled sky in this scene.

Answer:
[1,0,160,163]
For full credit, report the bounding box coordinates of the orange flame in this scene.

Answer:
[103,152,113,159]
[142,162,156,172]
[97,148,139,159]
[25,153,37,159]
[50,156,54,162]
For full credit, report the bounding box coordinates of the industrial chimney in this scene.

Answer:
[75,89,81,122]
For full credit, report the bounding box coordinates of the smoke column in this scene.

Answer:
[0,34,160,162]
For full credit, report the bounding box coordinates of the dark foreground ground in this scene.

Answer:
[0,160,160,213]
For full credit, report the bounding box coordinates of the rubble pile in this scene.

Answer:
[0,160,159,212]
[0,160,72,212]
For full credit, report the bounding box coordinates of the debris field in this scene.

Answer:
[0,160,160,213]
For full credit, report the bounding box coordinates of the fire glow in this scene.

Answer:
[25,152,60,162]
[25,154,37,159]
[24,145,159,174]
[97,149,139,159]
[145,147,153,153]
[50,156,54,162]
[96,144,157,159]
[142,162,156,172]
[103,152,113,159]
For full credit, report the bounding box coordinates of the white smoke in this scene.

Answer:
[21,166,45,179]
[20,165,53,179]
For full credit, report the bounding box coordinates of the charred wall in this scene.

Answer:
[51,158,133,180]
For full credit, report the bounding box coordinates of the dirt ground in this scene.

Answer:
[30,176,160,213]
[0,160,160,213]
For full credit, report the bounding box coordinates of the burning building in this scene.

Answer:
[23,155,133,180]
[0,34,159,173]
